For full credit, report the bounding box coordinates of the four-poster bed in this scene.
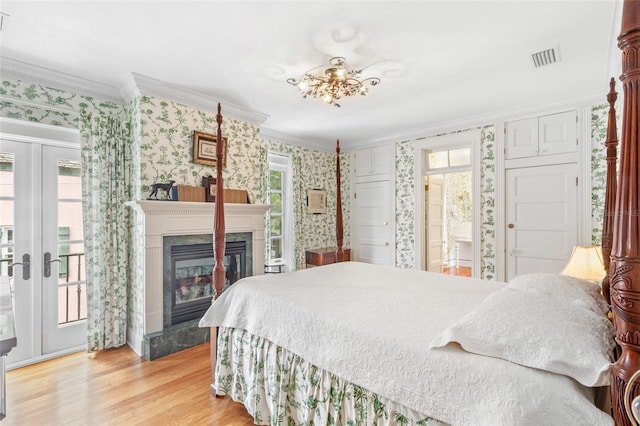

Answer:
[202,3,640,424]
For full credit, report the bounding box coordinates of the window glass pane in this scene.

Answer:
[427,151,448,169]
[449,148,471,167]
[270,215,282,237]
[0,153,14,197]
[270,192,282,213]
[58,160,82,197]
[270,170,282,191]
[270,238,282,259]
[58,201,84,241]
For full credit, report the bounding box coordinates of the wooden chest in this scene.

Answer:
[305,247,351,267]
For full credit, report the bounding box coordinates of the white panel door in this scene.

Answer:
[538,110,577,156]
[354,180,392,265]
[426,175,444,273]
[506,163,577,280]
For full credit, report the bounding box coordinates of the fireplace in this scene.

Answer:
[165,236,249,325]
[126,200,269,360]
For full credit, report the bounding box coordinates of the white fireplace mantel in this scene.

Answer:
[126,200,269,344]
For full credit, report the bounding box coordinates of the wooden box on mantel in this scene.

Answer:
[222,189,250,204]
[171,185,206,202]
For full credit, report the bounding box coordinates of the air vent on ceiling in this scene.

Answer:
[531,46,560,68]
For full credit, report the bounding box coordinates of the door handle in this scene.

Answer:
[508,223,515,229]
[44,252,61,278]
[8,254,30,280]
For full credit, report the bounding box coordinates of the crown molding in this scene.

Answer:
[130,73,269,126]
[0,56,123,103]
[356,91,607,147]
[260,127,335,153]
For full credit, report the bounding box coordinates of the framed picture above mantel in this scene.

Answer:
[193,131,227,167]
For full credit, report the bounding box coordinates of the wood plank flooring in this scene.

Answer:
[442,266,472,277]
[5,343,255,425]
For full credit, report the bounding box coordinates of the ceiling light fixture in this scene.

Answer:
[287,57,380,107]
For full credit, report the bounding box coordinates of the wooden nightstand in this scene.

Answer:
[305,247,351,267]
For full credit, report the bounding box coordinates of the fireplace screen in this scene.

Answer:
[170,240,246,325]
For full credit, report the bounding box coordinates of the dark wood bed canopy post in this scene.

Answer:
[213,103,226,299]
[610,1,640,424]
[336,139,345,262]
[602,77,619,304]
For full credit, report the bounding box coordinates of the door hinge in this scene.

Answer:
[576,176,578,186]
[354,192,356,199]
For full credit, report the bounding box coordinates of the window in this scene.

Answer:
[268,169,284,260]
[427,147,471,170]
[58,226,70,278]
[267,153,293,270]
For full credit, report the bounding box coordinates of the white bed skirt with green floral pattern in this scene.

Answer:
[215,327,445,426]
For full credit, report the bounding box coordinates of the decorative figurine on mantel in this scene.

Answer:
[147,180,175,200]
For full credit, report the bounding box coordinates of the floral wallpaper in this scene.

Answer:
[590,103,618,246]
[395,140,416,269]
[265,139,351,270]
[0,78,123,127]
[139,96,266,203]
[479,126,496,280]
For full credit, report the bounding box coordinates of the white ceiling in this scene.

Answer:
[0,1,622,151]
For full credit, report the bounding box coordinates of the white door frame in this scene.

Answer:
[414,129,481,278]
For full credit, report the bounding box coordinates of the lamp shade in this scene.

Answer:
[560,246,606,282]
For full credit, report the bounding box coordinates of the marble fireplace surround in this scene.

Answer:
[127,200,269,355]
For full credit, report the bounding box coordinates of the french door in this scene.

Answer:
[0,138,86,367]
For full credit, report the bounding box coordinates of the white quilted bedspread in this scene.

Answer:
[199,262,613,425]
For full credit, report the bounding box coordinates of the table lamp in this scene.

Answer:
[560,245,606,283]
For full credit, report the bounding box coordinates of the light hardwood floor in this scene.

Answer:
[5,343,255,425]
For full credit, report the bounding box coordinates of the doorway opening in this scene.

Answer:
[414,128,481,278]
[425,171,472,277]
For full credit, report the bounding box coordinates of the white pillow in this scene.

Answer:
[507,273,608,315]
[430,284,615,387]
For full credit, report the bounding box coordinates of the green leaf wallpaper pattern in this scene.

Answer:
[590,103,618,246]
[139,96,265,203]
[395,140,416,269]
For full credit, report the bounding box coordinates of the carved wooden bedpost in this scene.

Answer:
[336,139,345,262]
[610,2,640,424]
[602,77,619,304]
[209,103,226,396]
[213,103,226,299]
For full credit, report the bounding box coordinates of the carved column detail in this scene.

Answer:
[610,2,640,424]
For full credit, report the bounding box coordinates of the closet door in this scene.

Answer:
[538,111,577,156]
[505,117,538,159]
[506,163,577,280]
[353,180,392,265]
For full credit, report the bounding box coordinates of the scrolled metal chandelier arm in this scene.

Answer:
[287,56,381,107]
